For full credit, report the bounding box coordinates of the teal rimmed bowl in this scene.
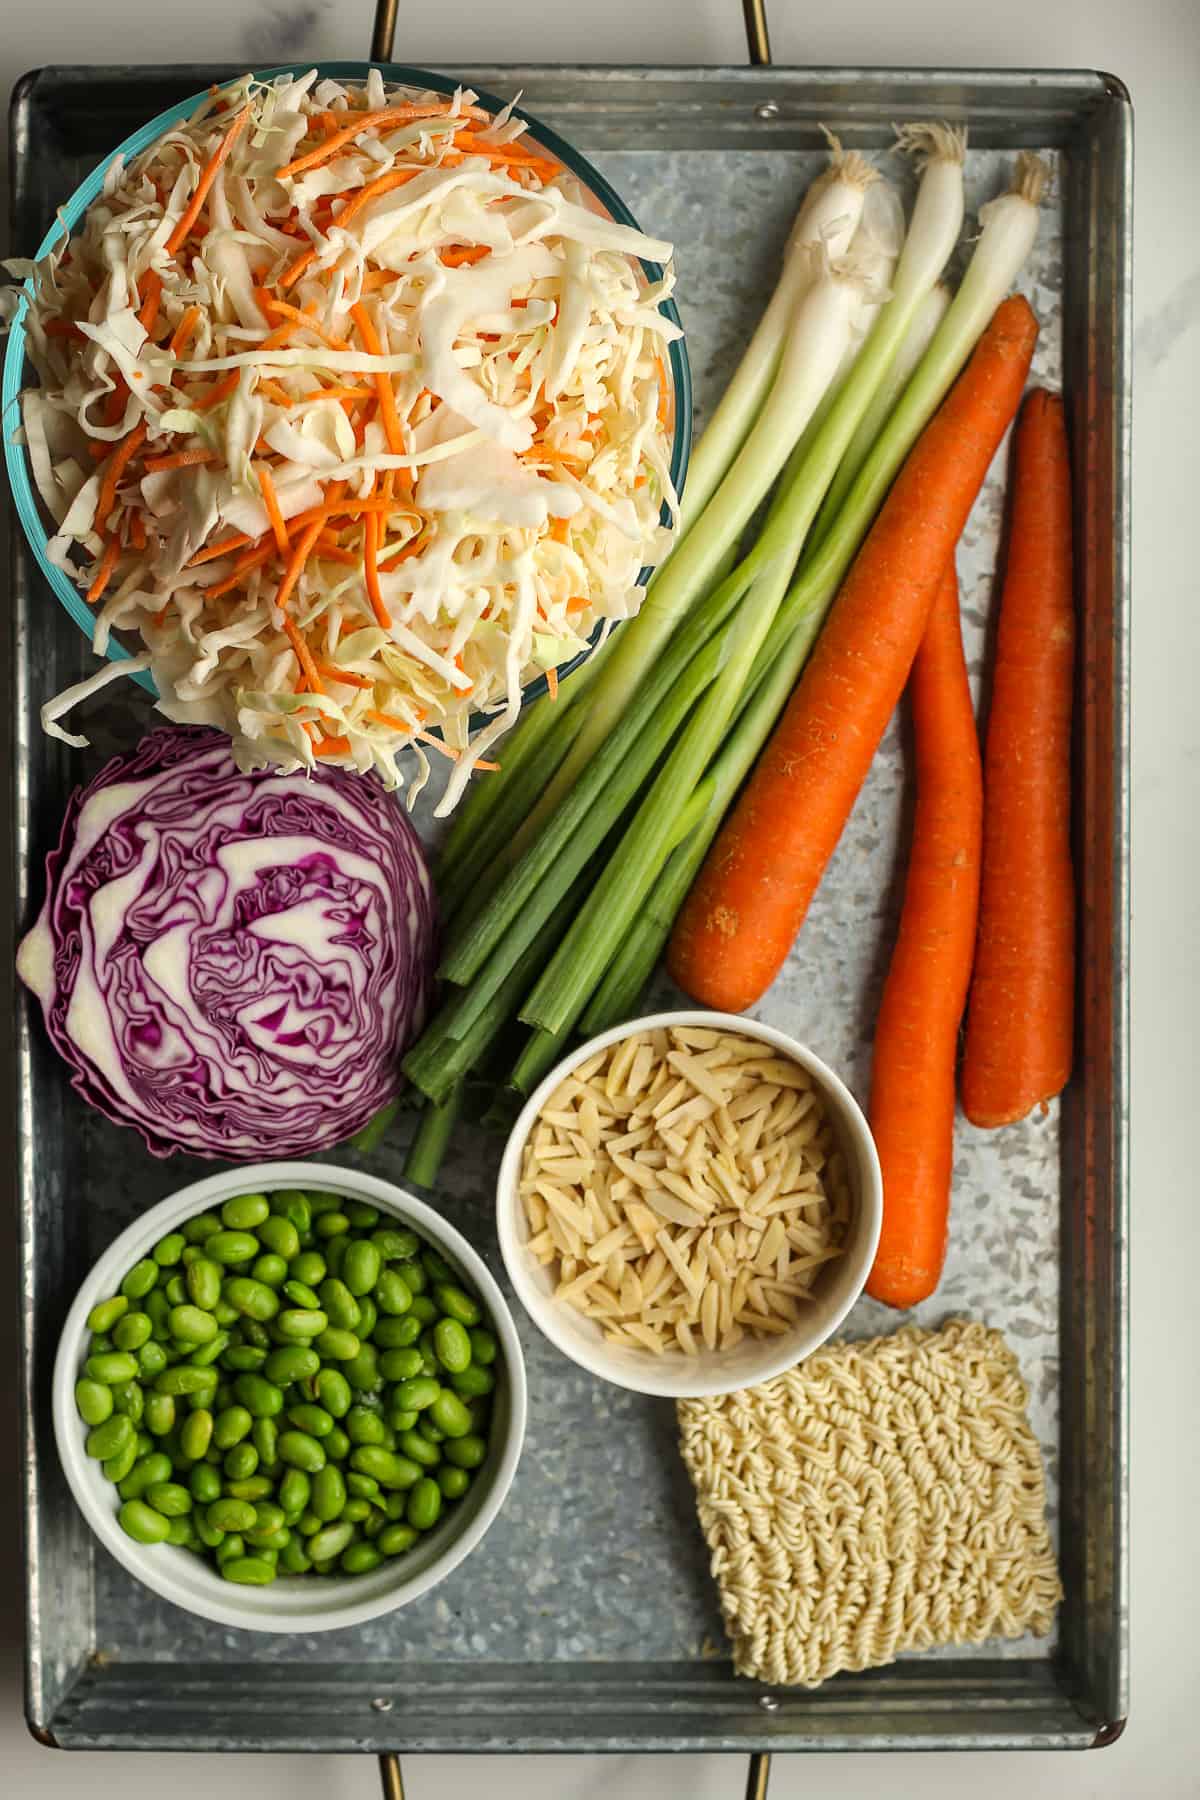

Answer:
[1,62,692,705]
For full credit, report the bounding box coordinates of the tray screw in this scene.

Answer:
[758,1693,779,1712]
[754,101,780,121]
[372,1696,394,1713]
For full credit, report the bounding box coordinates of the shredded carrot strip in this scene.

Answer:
[129,512,147,550]
[314,542,359,567]
[86,536,121,603]
[302,384,374,404]
[312,734,352,757]
[258,464,289,555]
[349,302,406,456]
[316,661,373,689]
[276,518,325,614]
[193,371,241,412]
[206,542,274,597]
[360,268,400,292]
[257,378,295,409]
[188,531,253,567]
[451,132,558,177]
[136,270,163,334]
[44,318,84,340]
[276,103,489,180]
[363,511,391,629]
[439,244,490,268]
[88,441,109,461]
[102,382,129,426]
[282,615,324,692]
[167,304,202,357]
[95,422,148,530]
[546,665,559,701]
[165,105,251,256]
[378,532,427,573]
[143,447,217,474]
[549,516,570,544]
[262,297,351,352]
[330,166,420,234]
[369,708,417,733]
[567,595,588,614]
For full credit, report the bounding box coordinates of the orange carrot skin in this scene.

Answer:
[866,563,982,1309]
[961,390,1075,1127]
[667,295,1038,1014]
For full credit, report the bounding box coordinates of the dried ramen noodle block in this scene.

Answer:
[518,1027,851,1353]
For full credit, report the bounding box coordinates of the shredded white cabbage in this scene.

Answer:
[11,70,680,800]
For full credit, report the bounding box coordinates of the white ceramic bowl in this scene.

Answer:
[497,1011,882,1399]
[54,1162,526,1633]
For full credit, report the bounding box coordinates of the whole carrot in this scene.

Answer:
[668,294,1038,1013]
[866,562,982,1309]
[961,389,1074,1126]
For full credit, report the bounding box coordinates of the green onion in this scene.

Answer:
[402,1085,462,1189]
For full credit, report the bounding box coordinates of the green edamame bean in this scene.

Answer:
[121,1258,159,1300]
[314,1369,352,1418]
[152,1233,186,1268]
[346,1472,382,1500]
[221,1193,269,1231]
[280,1537,312,1573]
[395,1259,427,1296]
[223,1278,280,1323]
[102,1435,139,1482]
[406,1478,442,1532]
[85,1351,139,1385]
[341,1542,383,1575]
[345,1406,388,1447]
[307,1193,343,1217]
[346,1202,379,1230]
[343,1345,381,1393]
[429,1390,473,1439]
[451,1363,495,1399]
[318,1278,361,1331]
[226,1475,273,1501]
[213,1404,253,1449]
[224,1442,260,1481]
[433,1317,472,1374]
[468,1328,498,1366]
[232,1373,284,1418]
[205,1231,259,1266]
[325,1425,351,1461]
[271,1189,312,1234]
[307,1521,356,1562]
[277,1310,330,1344]
[341,1498,371,1524]
[213,1299,240,1327]
[314,1210,350,1240]
[350,1446,422,1490]
[287,1402,334,1438]
[168,1304,219,1345]
[438,1465,471,1500]
[215,1533,246,1564]
[222,1346,267,1374]
[313,1326,357,1361]
[190,1462,222,1504]
[357,1294,378,1337]
[134,1428,155,1456]
[163,1276,189,1308]
[342,1241,382,1298]
[221,1556,276,1585]
[143,1290,172,1340]
[251,1253,288,1289]
[183,1211,223,1244]
[194,1514,224,1549]
[392,1377,439,1412]
[257,1215,300,1260]
[325,1237,350,1278]
[444,1433,487,1470]
[176,1408,211,1460]
[281,1279,322,1311]
[289,1249,326,1286]
[184,1259,223,1311]
[408,1295,437,1326]
[378,1521,419,1555]
[278,1430,327,1473]
[433,1283,481,1327]
[145,1481,192,1517]
[190,1330,231,1369]
[118,1451,173,1499]
[375,1315,423,1350]
[278,1468,311,1520]
[137,1340,169,1379]
[418,1243,453,1282]
[262,1346,318,1382]
[207,1497,257,1533]
[155,1365,218,1397]
[252,1416,279,1467]
[397,1429,440,1469]
[311,1465,347,1521]
[374,1269,412,1317]
[388,1408,418,1432]
[240,1319,273,1352]
[379,1347,423,1382]
[119,1500,170,1544]
[373,1227,421,1263]
[75,1378,114,1427]
[112,1311,152,1352]
[244,1501,286,1539]
[86,1413,134,1461]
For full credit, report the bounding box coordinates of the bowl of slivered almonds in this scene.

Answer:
[496,1012,883,1398]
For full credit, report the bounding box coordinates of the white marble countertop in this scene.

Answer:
[3,2,1196,1796]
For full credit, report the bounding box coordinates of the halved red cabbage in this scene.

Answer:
[17,725,436,1159]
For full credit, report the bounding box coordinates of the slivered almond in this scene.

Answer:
[667,1050,732,1107]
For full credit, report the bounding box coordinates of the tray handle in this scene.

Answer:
[366,1,773,1793]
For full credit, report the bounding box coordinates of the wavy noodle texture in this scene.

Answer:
[17,724,436,1158]
[677,1319,1061,1686]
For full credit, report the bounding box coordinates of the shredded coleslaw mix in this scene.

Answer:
[11,69,680,809]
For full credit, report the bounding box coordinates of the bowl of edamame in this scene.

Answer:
[53,1163,526,1633]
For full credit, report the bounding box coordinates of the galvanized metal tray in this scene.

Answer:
[9,61,1130,1756]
